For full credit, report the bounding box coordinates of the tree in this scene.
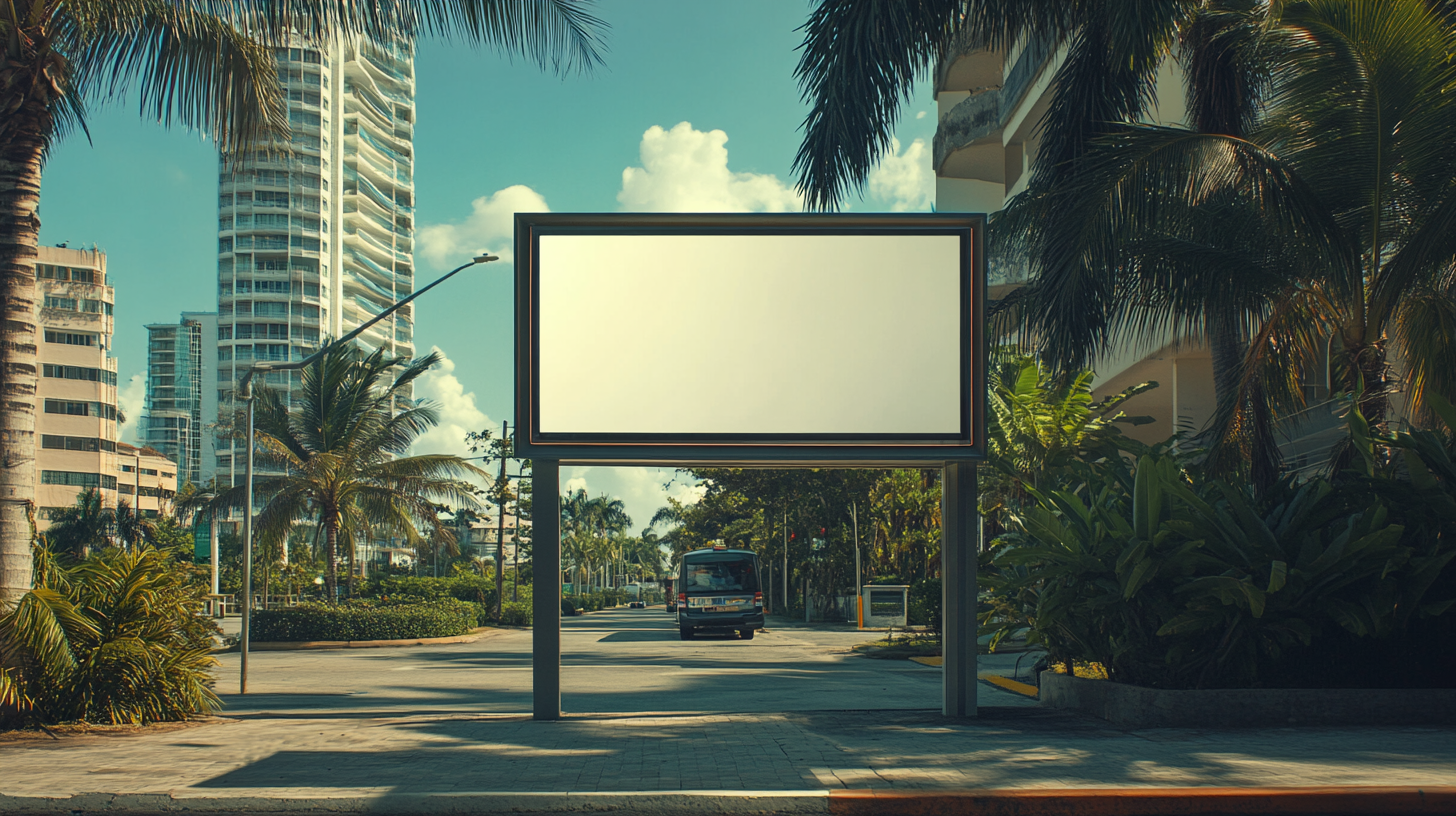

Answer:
[41,488,112,559]
[792,0,1269,475]
[233,345,486,602]
[0,0,606,605]
[1021,0,1456,466]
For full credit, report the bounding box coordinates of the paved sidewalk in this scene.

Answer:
[4,705,1455,814]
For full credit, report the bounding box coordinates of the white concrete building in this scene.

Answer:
[215,38,417,484]
[34,245,121,526]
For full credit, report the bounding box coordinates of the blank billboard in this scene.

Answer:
[515,214,984,464]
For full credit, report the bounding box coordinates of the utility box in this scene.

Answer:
[860,584,909,628]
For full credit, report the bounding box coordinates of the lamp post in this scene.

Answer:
[235,253,498,694]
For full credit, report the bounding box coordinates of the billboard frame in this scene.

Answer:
[513,212,987,466]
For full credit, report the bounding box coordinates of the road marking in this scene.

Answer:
[978,672,1039,697]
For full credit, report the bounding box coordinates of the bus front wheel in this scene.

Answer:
[679,627,694,640]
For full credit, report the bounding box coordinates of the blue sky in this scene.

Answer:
[36,0,935,531]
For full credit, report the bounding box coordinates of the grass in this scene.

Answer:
[852,631,942,660]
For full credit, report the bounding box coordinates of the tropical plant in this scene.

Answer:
[0,0,606,606]
[42,488,113,559]
[227,345,486,602]
[0,543,219,726]
[981,353,1156,533]
[980,451,1455,688]
[791,0,1278,481]
[1002,0,1456,474]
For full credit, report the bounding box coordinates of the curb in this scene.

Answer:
[828,787,1456,815]
[3,788,1454,816]
[247,627,506,651]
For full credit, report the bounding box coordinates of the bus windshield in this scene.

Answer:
[681,553,759,593]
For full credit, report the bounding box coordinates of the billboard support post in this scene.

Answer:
[942,461,978,717]
[532,458,561,720]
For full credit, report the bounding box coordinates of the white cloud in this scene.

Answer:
[117,373,145,445]
[410,346,492,460]
[617,122,801,213]
[868,137,934,212]
[416,184,549,269]
[565,471,590,495]
[916,110,928,119]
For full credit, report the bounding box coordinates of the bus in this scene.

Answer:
[674,545,763,641]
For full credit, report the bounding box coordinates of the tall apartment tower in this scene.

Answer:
[34,245,121,525]
[215,38,416,481]
[142,312,219,487]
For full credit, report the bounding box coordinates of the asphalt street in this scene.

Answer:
[214,606,1033,716]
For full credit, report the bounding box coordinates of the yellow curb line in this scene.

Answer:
[909,656,943,667]
[978,672,1039,698]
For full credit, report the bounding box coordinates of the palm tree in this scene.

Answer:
[1020,0,1456,463]
[41,488,112,559]
[0,0,606,605]
[793,0,1269,470]
[229,344,486,602]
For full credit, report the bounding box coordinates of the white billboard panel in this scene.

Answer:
[515,214,984,464]
[537,233,961,436]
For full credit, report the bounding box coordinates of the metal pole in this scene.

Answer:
[853,501,861,598]
[532,458,561,720]
[496,420,507,621]
[782,508,788,614]
[240,394,255,695]
[942,461,978,717]
[210,512,220,597]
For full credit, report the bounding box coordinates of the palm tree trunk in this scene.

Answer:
[0,104,47,605]
[325,520,339,604]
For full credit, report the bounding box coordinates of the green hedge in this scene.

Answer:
[251,599,477,642]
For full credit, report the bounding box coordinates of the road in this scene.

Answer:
[214,606,1032,717]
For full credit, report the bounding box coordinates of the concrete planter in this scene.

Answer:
[1039,670,1456,728]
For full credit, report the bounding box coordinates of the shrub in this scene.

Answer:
[499,601,532,626]
[369,575,496,608]
[980,452,1455,689]
[251,599,476,642]
[1,544,220,727]
[908,578,942,632]
[561,598,577,616]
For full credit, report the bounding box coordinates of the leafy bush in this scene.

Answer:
[1,545,220,726]
[368,575,496,607]
[908,578,942,632]
[499,601,532,626]
[980,451,1456,689]
[251,599,477,641]
[561,598,577,616]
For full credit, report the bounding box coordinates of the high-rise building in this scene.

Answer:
[34,245,122,526]
[142,312,219,487]
[215,38,416,482]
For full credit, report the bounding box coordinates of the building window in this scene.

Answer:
[219,238,233,253]
[43,296,78,310]
[81,299,111,315]
[141,468,158,476]
[120,463,135,473]
[44,330,96,346]
[41,435,116,452]
[218,326,233,340]
[119,484,135,495]
[41,470,118,489]
[43,400,116,420]
[43,364,118,385]
[44,399,90,417]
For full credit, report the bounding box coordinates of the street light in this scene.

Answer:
[235,253,498,694]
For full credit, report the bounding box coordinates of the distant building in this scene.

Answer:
[34,245,122,527]
[115,442,179,518]
[214,38,418,485]
[142,312,219,487]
